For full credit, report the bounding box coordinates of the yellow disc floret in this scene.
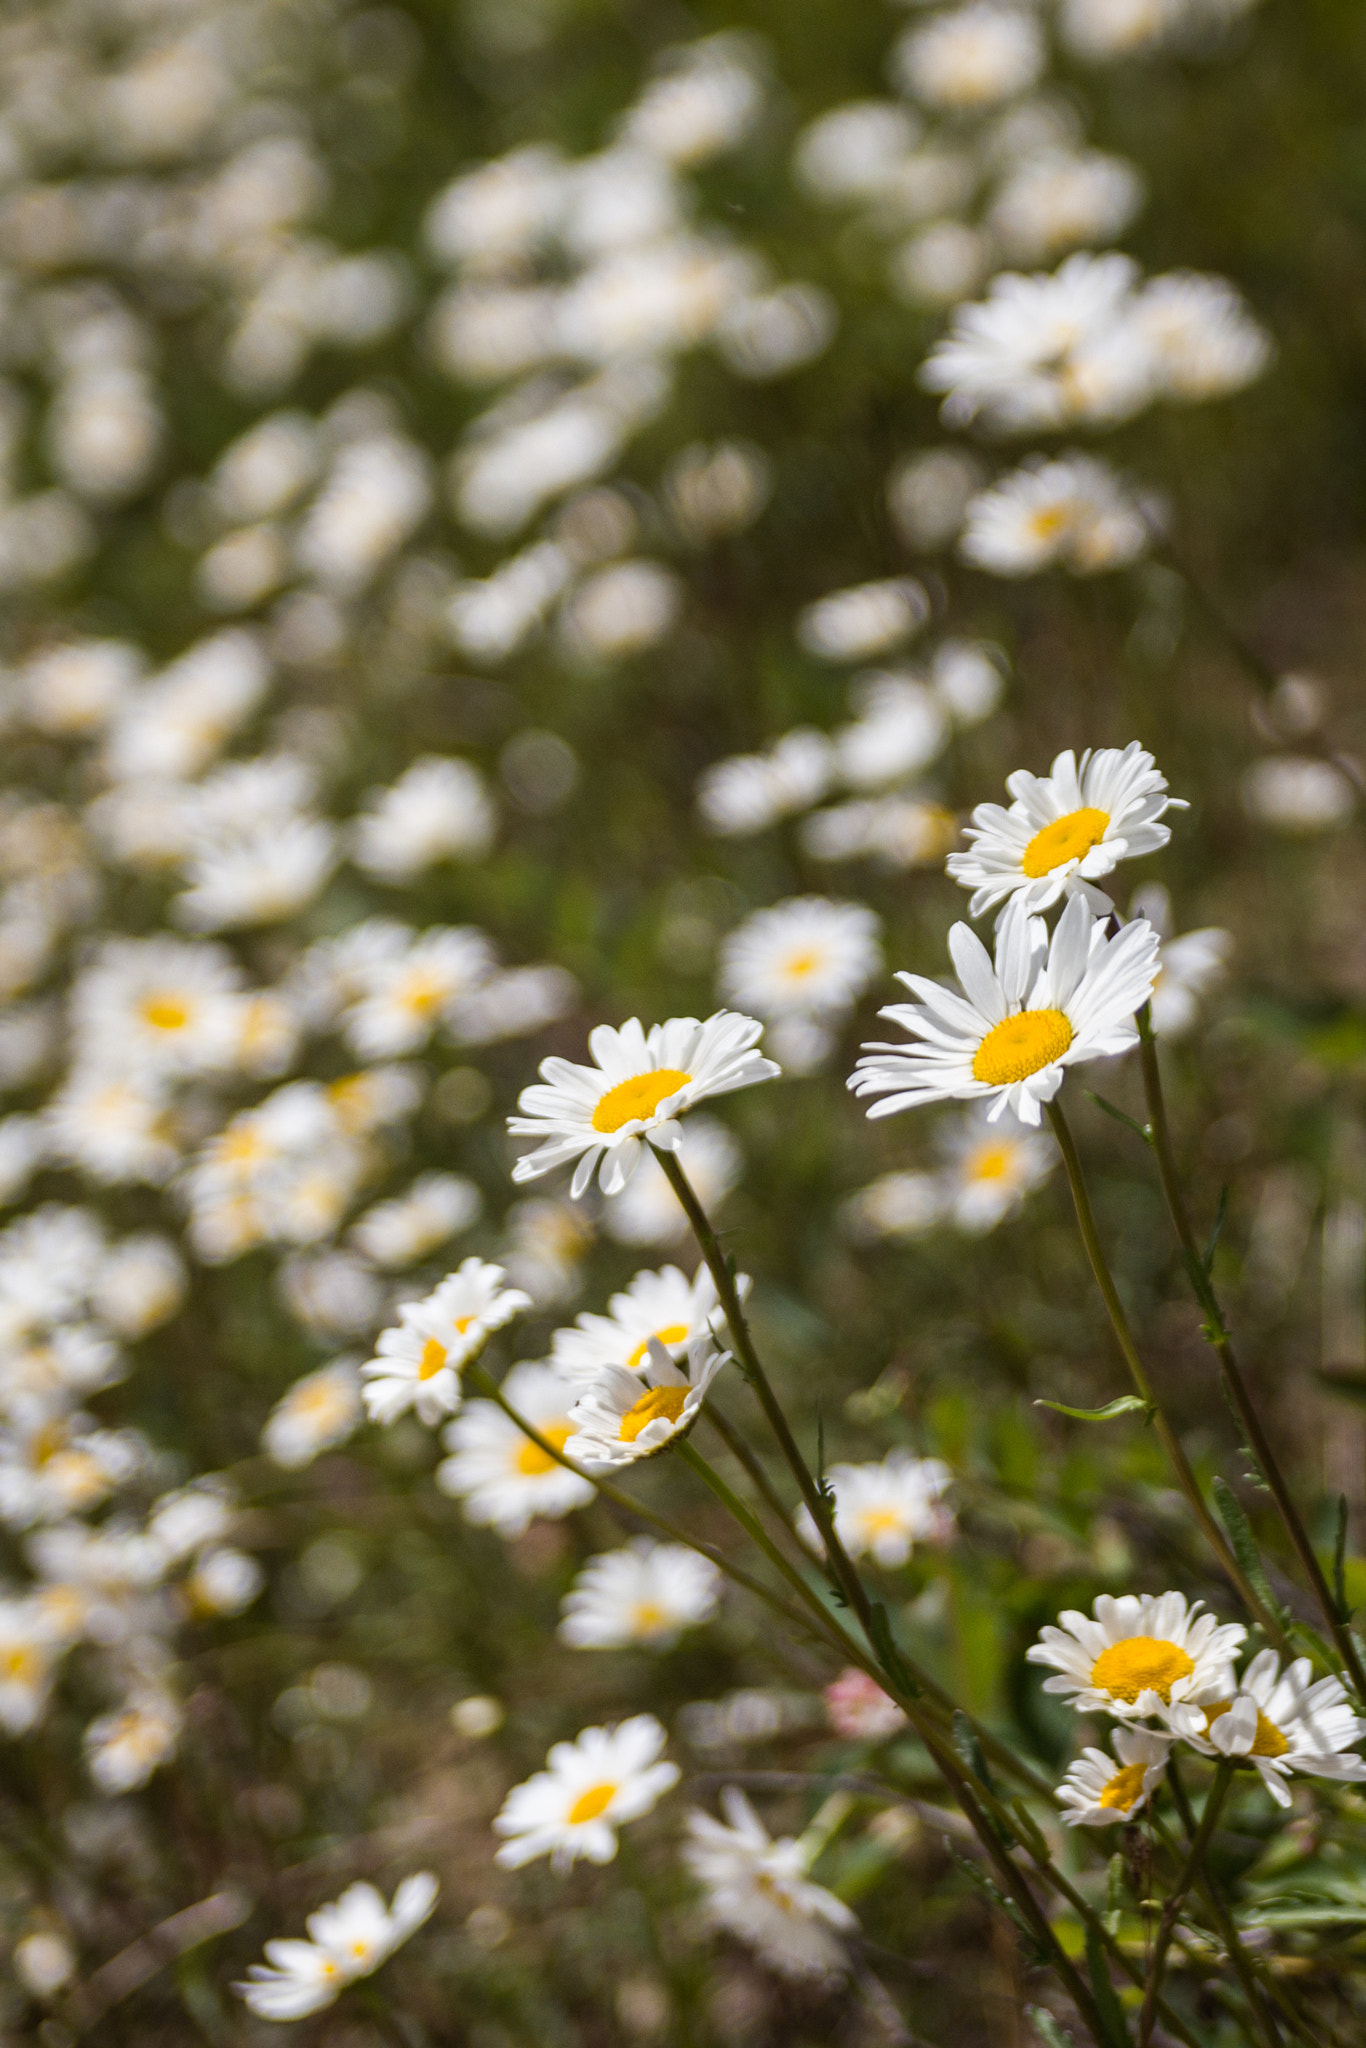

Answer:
[1098,1762,1149,1812]
[568,1781,617,1825]
[972,1009,1073,1085]
[618,1385,689,1443]
[1202,1700,1290,1758]
[516,1426,571,1476]
[1091,1637,1195,1705]
[592,1069,692,1135]
[626,1323,690,1369]
[1021,806,1110,878]
[418,1338,448,1380]
[140,993,191,1032]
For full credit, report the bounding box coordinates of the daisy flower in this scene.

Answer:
[1027,1591,1246,1723]
[893,4,1046,112]
[564,1335,730,1468]
[262,1359,364,1470]
[436,1362,595,1535]
[509,1012,778,1198]
[549,1262,731,1388]
[360,1260,532,1426]
[959,456,1151,578]
[718,898,882,1025]
[558,1538,722,1648]
[493,1714,680,1871]
[798,1451,953,1568]
[1169,1650,1366,1808]
[350,1172,482,1269]
[684,1788,857,1979]
[939,1105,1055,1232]
[601,1114,742,1248]
[849,893,1161,1128]
[1131,890,1233,1040]
[1057,1727,1172,1826]
[69,936,243,1078]
[947,744,1185,920]
[235,1875,437,2020]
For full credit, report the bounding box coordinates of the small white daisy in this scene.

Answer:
[235,1875,437,2020]
[493,1714,680,1871]
[947,743,1185,920]
[960,456,1151,578]
[718,898,882,1024]
[84,1689,182,1792]
[798,1451,952,1569]
[352,756,496,883]
[1131,889,1234,1040]
[437,1362,595,1536]
[684,1788,857,1979]
[510,1012,778,1198]
[360,1260,532,1426]
[262,1359,364,1470]
[939,1105,1055,1232]
[850,893,1160,1128]
[343,926,497,1058]
[559,1538,722,1648]
[1169,1650,1366,1808]
[1027,1591,1246,1723]
[564,1335,730,1468]
[350,1172,483,1269]
[1057,1727,1172,1827]
[893,4,1046,112]
[549,1263,730,1388]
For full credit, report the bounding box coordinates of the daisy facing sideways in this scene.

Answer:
[947,743,1185,921]
[797,1450,953,1568]
[235,1873,438,2020]
[1057,1727,1172,1827]
[509,1012,778,1198]
[1028,1591,1246,1724]
[549,1261,734,1388]
[437,1362,595,1536]
[1168,1649,1366,1808]
[360,1259,531,1426]
[684,1788,857,1979]
[564,1334,730,1468]
[493,1714,680,1871]
[848,892,1160,1128]
[559,1537,722,1649]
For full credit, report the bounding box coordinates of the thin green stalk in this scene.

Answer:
[1139,1761,1234,2048]
[704,1402,806,1554]
[1139,1019,1366,1705]
[1046,1099,1286,1643]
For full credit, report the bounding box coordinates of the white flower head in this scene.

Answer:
[684,1788,857,1979]
[493,1713,679,1871]
[894,5,1046,112]
[510,1012,778,1198]
[550,1262,730,1388]
[235,1874,437,2018]
[719,898,882,1023]
[939,1104,1056,1231]
[960,456,1152,578]
[1169,1650,1366,1808]
[263,1359,364,1469]
[1058,1727,1172,1826]
[565,1334,730,1468]
[85,1689,183,1792]
[850,893,1160,1128]
[948,744,1185,920]
[798,1451,953,1568]
[360,1260,532,1426]
[437,1362,595,1536]
[559,1538,722,1648]
[353,756,496,883]
[1027,1591,1246,1723]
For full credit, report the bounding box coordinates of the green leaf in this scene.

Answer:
[867,1602,920,1699]
[1027,2008,1076,2048]
[1034,1396,1155,1425]
[1011,1797,1049,1863]
[1084,1923,1132,2048]
[1084,1092,1152,1145]
[1212,1476,1287,1624]
[1335,1493,1354,1624]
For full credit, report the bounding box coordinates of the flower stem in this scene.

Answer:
[1160,1762,1293,2048]
[703,1401,806,1553]
[1139,1761,1234,2048]
[1045,1098,1286,1640]
[1139,1017,1366,1704]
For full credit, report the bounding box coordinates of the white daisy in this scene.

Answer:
[493,1714,680,1871]
[1169,1650,1366,1808]
[850,893,1160,1128]
[939,1105,1055,1231]
[342,926,497,1057]
[564,1335,730,1468]
[960,456,1152,578]
[235,1875,438,2019]
[1057,1727,1172,1827]
[684,1788,857,1979]
[262,1359,364,1470]
[350,1172,483,1269]
[85,1689,182,1792]
[549,1263,730,1388]
[1131,889,1233,1040]
[798,1451,952,1569]
[988,150,1146,264]
[893,5,1046,112]
[509,1012,778,1198]
[559,1538,722,1648]
[1026,1591,1246,1723]
[436,1362,595,1535]
[719,897,881,1035]
[1132,271,1273,403]
[360,1260,532,1426]
[947,744,1185,919]
[69,936,243,1078]
[0,1597,64,1734]
[601,1114,742,1248]
[235,1938,347,2020]
[352,756,496,883]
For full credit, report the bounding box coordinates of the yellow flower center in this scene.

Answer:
[972,1009,1073,1085]
[2,1645,37,1683]
[1202,1700,1290,1759]
[860,1507,906,1538]
[297,1381,347,1419]
[400,972,448,1017]
[140,992,191,1032]
[591,1068,692,1135]
[419,1338,448,1380]
[781,948,823,980]
[568,1781,617,1825]
[1021,806,1110,878]
[965,1142,1014,1182]
[632,1602,668,1634]
[1091,1637,1195,1706]
[626,1323,690,1370]
[1099,1762,1150,1812]
[516,1426,571,1476]
[619,1385,690,1443]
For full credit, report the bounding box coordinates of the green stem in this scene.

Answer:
[1139,1018,1366,1704]
[1046,1099,1286,1641]
[1139,1762,1234,2048]
[704,1402,805,1553]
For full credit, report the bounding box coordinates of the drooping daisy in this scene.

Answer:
[939,1105,1055,1232]
[262,1359,364,1470]
[849,893,1161,1128]
[1057,1727,1172,1827]
[798,1451,952,1568]
[947,744,1185,920]
[510,1012,778,1198]
[436,1362,595,1535]
[718,898,882,1030]
[1169,1650,1366,1808]
[549,1263,730,1388]
[559,1538,722,1648]
[564,1335,730,1468]
[684,1788,857,1979]
[493,1714,680,1871]
[1027,1592,1246,1724]
[360,1260,532,1426]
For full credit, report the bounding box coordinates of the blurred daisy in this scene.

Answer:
[559,1538,721,1648]
[437,1362,594,1535]
[1132,885,1233,1039]
[602,1115,742,1247]
[85,1689,182,1792]
[565,1335,730,1467]
[343,927,496,1057]
[1133,272,1272,402]
[939,1105,1055,1231]
[70,937,242,1077]
[361,1260,532,1426]
[948,744,1184,919]
[796,579,927,663]
[894,4,1045,111]
[850,894,1160,1128]
[352,756,496,883]
[1057,1727,1171,1826]
[510,1013,778,1198]
[989,150,1145,264]
[1170,1650,1366,1807]
[493,1714,680,1870]
[550,1263,730,1387]
[1027,1591,1245,1723]
[684,1788,857,1978]
[697,728,834,837]
[960,456,1151,577]
[799,1451,952,1568]
[825,1668,909,1740]
[0,1598,63,1733]
[718,899,882,1073]
[350,1173,482,1269]
[235,1875,438,2020]
[262,1359,364,1470]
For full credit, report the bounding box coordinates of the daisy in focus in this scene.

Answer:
[718,897,882,1074]
[235,1873,438,2020]
[510,1012,778,1197]
[1057,1727,1171,1827]
[849,893,1160,1128]
[947,744,1185,920]
[798,1450,953,1568]
[549,1262,732,1387]
[436,1362,594,1535]
[493,1714,680,1871]
[684,1788,857,1979]
[360,1259,531,1426]
[1169,1650,1366,1808]
[1028,1591,1245,1723]
[559,1538,721,1648]
[564,1334,730,1468]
